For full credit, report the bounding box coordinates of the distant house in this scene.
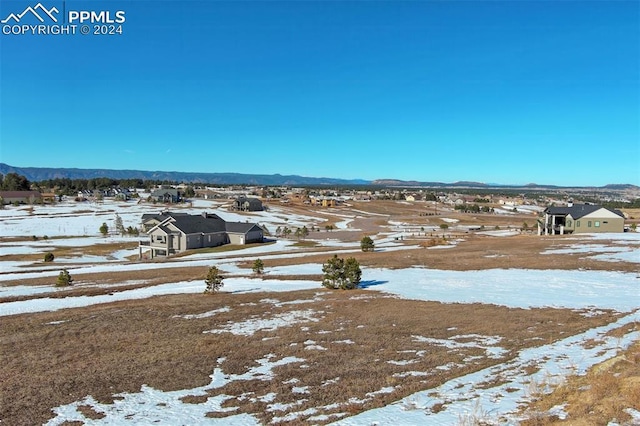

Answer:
[0,191,41,205]
[233,196,263,212]
[311,196,341,207]
[139,211,264,258]
[111,188,132,200]
[539,204,625,235]
[77,190,93,200]
[150,188,182,204]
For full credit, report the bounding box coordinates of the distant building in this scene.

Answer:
[311,196,341,207]
[233,196,263,212]
[0,191,41,205]
[150,188,182,204]
[539,204,625,235]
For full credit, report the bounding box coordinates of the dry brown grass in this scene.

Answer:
[520,338,640,425]
[0,241,139,264]
[240,234,639,273]
[0,289,621,425]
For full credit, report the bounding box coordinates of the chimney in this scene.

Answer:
[567,199,573,208]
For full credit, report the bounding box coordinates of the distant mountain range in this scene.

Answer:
[0,163,637,190]
[369,178,638,191]
[0,163,369,186]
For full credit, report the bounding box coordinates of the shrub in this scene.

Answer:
[56,269,73,287]
[44,252,54,262]
[126,226,140,237]
[204,266,224,294]
[99,222,109,236]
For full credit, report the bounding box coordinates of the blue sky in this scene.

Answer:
[1,0,638,186]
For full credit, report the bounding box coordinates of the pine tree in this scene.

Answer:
[321,255,362,290]
[360,236,375,252]
[322,255,344,289]
[114,214,125,236]
[252,259,264,275]
[294,226,309,240]
[204,266,224,294]
[99,222,109,236]
[343,257,362,289]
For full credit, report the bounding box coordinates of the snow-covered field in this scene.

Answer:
[1,200,639,425]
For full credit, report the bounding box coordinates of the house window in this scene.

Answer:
[576,221,581,227]
[567,220,572,227]
[595,221,600,227]
[588,221,592,227]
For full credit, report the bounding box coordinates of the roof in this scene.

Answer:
[545,204,624,219]
[151,188,180,196]
[225,222,261,234]
[169,214,227,234]
[142,211,189,223]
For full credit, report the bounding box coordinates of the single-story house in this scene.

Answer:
[139,211,264,258]
[539,204,625,235]
[0,191,42,205]
[234,196,263,212]
[150,188,182,204]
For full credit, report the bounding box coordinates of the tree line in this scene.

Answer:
[0,173,31,191]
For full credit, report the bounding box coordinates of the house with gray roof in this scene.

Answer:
[139,211,264,258]
[150,188,182,204]
[233,196,263,211]
[539,203,625,235]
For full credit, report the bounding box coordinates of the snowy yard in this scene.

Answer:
[1,199,639,425]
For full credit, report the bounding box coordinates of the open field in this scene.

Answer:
[1,197,639,425]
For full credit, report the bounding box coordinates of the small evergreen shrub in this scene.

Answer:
[252,259,264,275]
[56,269,73,287]
[204,266,224,294]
